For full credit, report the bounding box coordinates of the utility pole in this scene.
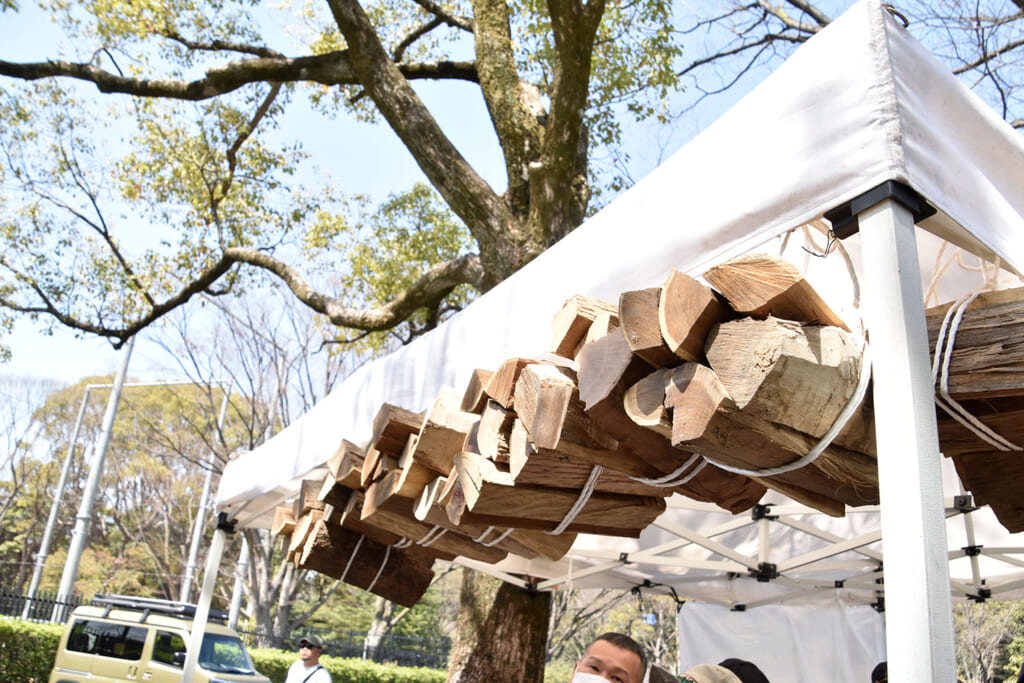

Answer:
[53,336,134,621]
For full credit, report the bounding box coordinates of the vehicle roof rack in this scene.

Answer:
[92,594,229,624]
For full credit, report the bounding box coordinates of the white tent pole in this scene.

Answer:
[182,514,231,683]
[857,198,955,681]
[181,385,232,602]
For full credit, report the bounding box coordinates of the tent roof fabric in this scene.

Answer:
[215,0,1024,523]
[213,0,1024,618]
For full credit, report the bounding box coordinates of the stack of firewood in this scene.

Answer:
[272,251,1024,604]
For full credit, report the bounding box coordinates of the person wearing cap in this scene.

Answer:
[678,663,742,683]
[571,632,647,683]
[285,634,331,683]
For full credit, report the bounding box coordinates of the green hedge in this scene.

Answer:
[250,648,446,683]
[0,619,446,683]
[0,619,65,682]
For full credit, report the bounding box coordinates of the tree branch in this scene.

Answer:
[224,247,484,330]
[325,0,513,277]
[410,0,474,32]
[0,53,477,100]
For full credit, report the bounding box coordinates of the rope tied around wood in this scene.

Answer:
[473,526,515,546]
[933,289,1022,451]
[705,341,874,478]
[547,465,604,535]
[628,453,707,487]
[367,544,391,593]
[339,535,365,583]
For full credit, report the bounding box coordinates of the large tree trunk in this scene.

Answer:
[446,570,551,682]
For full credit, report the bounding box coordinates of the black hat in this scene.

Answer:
[718,658,770,683]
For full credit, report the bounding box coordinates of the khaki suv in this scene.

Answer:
[49,594,271,683]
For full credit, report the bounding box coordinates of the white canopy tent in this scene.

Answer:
[209,2,1024,682]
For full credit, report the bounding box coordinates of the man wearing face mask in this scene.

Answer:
[572,632,648,683]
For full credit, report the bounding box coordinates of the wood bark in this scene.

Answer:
[446,572,550,683]
[297,519,435,607]
[664,363,877,513]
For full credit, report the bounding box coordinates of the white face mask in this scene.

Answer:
[571,673,612,683]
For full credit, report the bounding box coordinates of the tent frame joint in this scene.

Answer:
[750,562,778,583]
[824,180,936,238]
[216,512,237,534]
[751,504,777,521]
[953,494,977,512]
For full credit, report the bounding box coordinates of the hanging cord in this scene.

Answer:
[628,453,708,487]
[473,526,515,547]
[367,544,391,593]
[707,342,873,477]
[547,465,604,535]
[932,290,1021,451]
[339,536,365,583]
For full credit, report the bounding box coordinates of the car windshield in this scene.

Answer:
[198,633,257,674]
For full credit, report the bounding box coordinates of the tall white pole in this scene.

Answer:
[228,534,249,630]
[182,516,231,683]
[858,199,955,682]
[23,386,94,619]
[53,337,135,621]
[180,386,231,602]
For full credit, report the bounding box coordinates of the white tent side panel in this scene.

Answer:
[215,0,1024,516]
[677,602,886,683]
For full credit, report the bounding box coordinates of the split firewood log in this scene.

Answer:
[705,317,876,455]
[702,252,849,330]
[460,368,494,414]
[446,451,665,536]
[663,363,876,514]
[411,386,479,475]
[619,287,678,367]
[272,506,296,536]
[551,294,620,359]
[508,420,670,498]
[476,399,515,463]
[297,520,435,607]
[576,329,766,513]
[361,404,424,486]
[658,270,734,363]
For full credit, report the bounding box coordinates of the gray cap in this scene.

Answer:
[299,634,324,650]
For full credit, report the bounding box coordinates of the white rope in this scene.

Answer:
[628,453,706,487]
[416,525,448,548]
[339,535,365,583]
[479,527,515,547]
[708,344,873,477]
[393,537,414,549]
[547,465,604,535]
[366,544,391,593]
[473,526,515,546]
[932,292,1021,451]
[472,526,496,543]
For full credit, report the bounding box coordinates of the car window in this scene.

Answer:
[67,619,147,661]
[153,630,187,668]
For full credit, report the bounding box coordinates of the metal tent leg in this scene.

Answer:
[858,198,955,681]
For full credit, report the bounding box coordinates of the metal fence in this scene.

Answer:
[237,626,451,669]
[0,585,82,622]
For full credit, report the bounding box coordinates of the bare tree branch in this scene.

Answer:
[410,0,474,32]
